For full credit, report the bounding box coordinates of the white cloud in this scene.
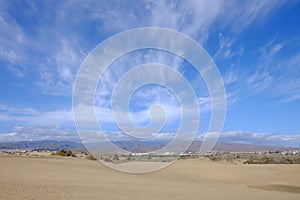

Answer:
[199,130,300,147]
[0,126,78,142]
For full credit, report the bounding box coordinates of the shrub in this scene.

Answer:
[52,149,76,157]
[113,154,119,160]
[86,154,97,160]
[179,155,190,159]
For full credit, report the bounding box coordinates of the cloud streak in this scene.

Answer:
[1,0,288,95]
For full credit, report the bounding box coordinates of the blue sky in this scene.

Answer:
[0,0,300,147]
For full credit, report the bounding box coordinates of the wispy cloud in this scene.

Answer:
[36,39,87,95]
[214,33,236,60]
[0,6,26,77]
[264,43,298,102]
[199,130,300,147]
[221,33,300,102]
[221,0,287,34]
[1,0,287,96]
[271,51,300,102]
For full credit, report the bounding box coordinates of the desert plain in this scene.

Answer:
[0,155,299,200]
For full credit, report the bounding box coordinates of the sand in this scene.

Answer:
[0,156,299,200]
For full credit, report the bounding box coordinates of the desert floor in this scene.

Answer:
[0,156,299,200]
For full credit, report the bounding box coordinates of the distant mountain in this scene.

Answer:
[113,140,165,153]
[0,140,297,153]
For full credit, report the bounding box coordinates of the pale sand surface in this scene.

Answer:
[0,156,299,200]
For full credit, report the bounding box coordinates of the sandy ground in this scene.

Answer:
[0,156,299,200]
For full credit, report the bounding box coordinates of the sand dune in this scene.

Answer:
[0,156,299,200]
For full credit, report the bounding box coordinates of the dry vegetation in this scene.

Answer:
[204,152,300,164]
[1,149,300,165]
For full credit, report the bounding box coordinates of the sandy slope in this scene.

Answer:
[0,156,299,200]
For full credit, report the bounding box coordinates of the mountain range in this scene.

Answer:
[0,140,297,153]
